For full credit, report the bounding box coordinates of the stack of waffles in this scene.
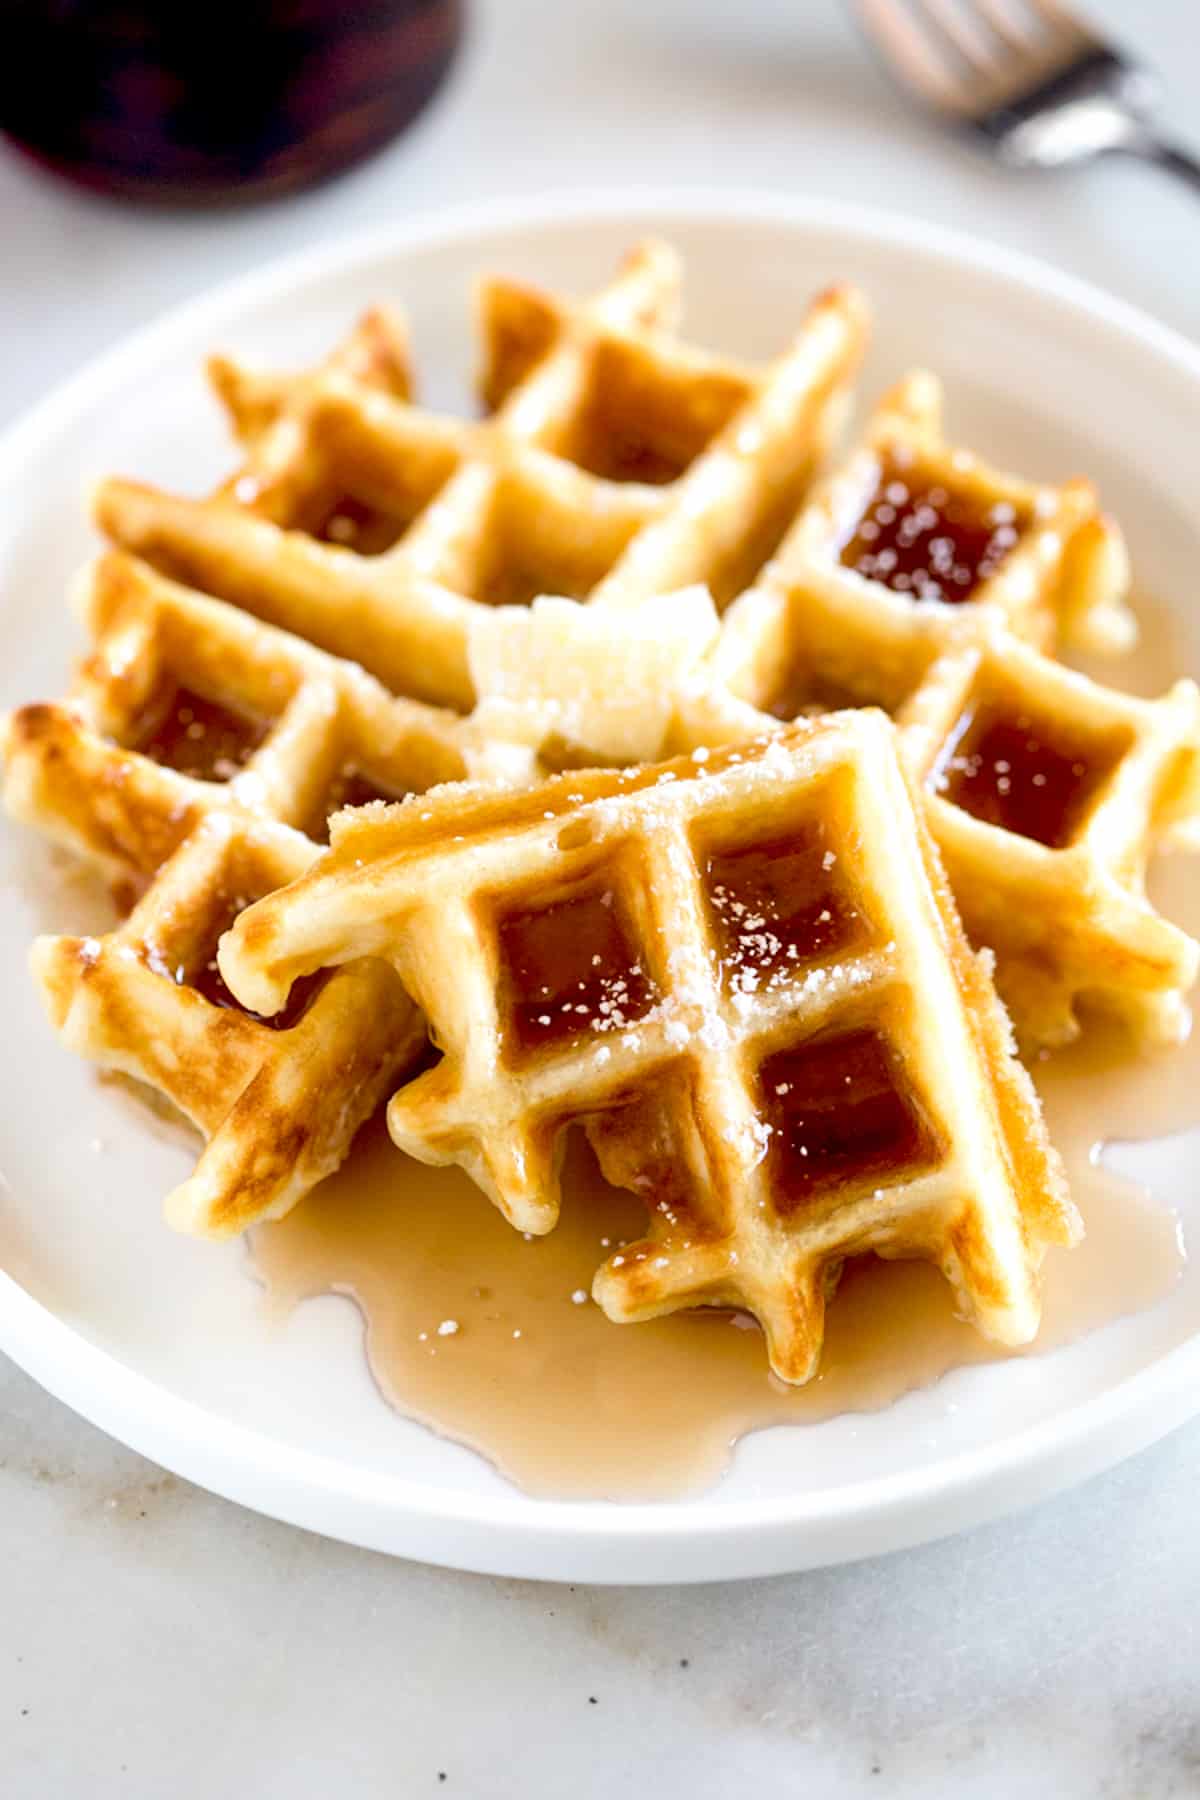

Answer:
[6,242,1199,1384]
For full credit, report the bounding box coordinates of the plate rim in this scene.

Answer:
[3,185,1199,1583]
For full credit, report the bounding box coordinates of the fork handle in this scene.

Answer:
[1116,131,1200,198]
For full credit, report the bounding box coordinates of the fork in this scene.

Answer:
[854,0,1200,196]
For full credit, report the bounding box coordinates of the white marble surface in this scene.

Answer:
[4,1,1200,1793]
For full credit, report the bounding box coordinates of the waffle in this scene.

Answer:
[218,712,1077,1383]
[695,369,1136,748]
[0,548,519,1234]
[457,369,1127,753]
[91,243,869,712]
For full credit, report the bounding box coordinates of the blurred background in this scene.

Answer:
[3,0,1197,430]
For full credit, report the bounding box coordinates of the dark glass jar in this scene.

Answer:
[0,1,464,206]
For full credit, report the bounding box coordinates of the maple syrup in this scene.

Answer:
[840,459,1030,603]
[252,826,1199,1501]
[759,1026,938,1212]
[497,882,655,1058]
[252,593,1199,1501]
[569,407,695,489]
[250,871,1198,1503]
[573,432,691,489]
[933,698,1129,849]
[312,496,407,558]
[703,811,864,987]
[251,1002,1192,1501]
[132,684,266,783]
[186,919,325,1029]
[174,886,326,1029]
[565,340,735,488]
[766,664,899,724]
[2,1,463,207]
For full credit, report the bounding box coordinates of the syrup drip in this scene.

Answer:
[251,596,1199,1501]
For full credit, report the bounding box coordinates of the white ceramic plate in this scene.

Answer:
[3,192,1200,1585]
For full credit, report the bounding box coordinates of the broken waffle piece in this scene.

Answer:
[0,549,513,1234]
[220,712,1077,1385]
[31,814,424,1238]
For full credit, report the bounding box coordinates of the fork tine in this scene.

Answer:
[969,0,1040,53]
[854,0,977,113]
[910,0,1005,72]
[1018,0,1099,56]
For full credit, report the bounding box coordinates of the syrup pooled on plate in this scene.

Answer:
[251,1008,1192,1503]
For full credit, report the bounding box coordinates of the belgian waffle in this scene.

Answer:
[218,713,1077,1384]
[1,548,514,1234]
[91,242,869,711]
